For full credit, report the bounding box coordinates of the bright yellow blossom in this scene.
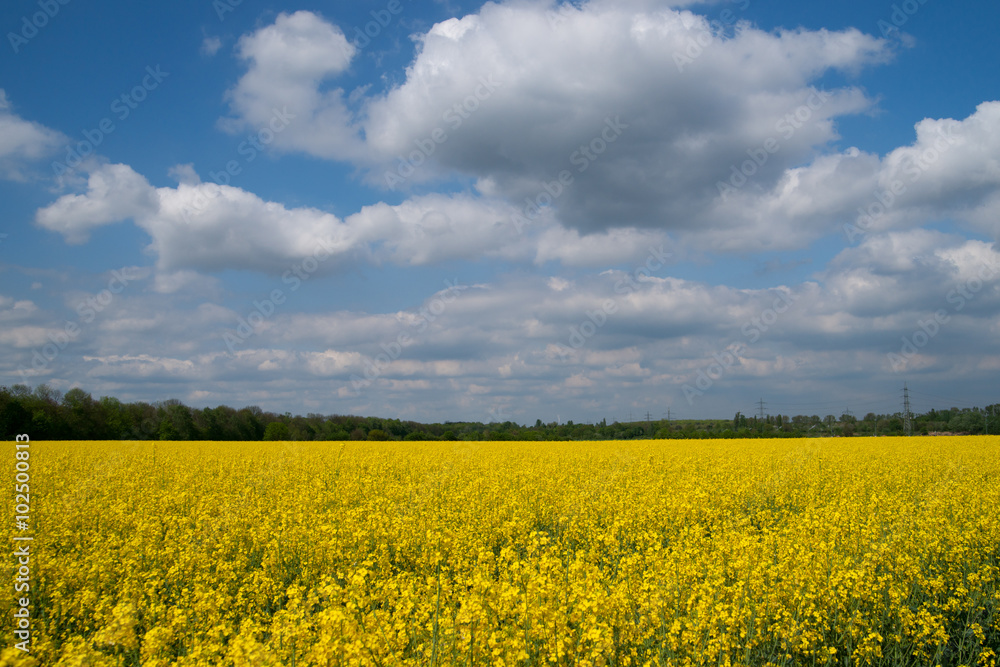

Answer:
[2,436,998,665]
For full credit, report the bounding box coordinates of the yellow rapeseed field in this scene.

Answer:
[2,437,999,666]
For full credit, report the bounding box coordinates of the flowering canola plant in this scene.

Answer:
[2,436,999,666]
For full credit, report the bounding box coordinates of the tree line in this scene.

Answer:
[1,384,997,441]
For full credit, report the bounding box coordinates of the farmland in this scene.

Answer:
[3,437,999,666]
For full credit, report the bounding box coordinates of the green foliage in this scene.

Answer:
[263,421,290,441]
[2,383,997,443]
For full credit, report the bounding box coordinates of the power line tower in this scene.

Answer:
[902,382,912,436]
[757,397,766,433]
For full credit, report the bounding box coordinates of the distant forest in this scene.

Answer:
[1,384,998,441]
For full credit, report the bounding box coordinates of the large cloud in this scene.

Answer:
[216,4,1000,253]
[0,90,66,180]
[36,4,1000,264]
[726,100,1000,249]
[37,92,1000,271]
[36,163,359,272]
[35,164,158,243]
[219,10,364,161]
[222,3,890,236]
[34,161,677,272]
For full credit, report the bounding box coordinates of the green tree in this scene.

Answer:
[158,417,179,441]
[263,421,291,441]
[161,403,199,440]
[0,388,31,438]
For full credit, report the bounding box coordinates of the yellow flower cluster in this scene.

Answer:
[2,436,999,666]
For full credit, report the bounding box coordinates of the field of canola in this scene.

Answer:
[2,436,999,666]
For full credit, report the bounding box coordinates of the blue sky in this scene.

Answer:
[1,0,998,423]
